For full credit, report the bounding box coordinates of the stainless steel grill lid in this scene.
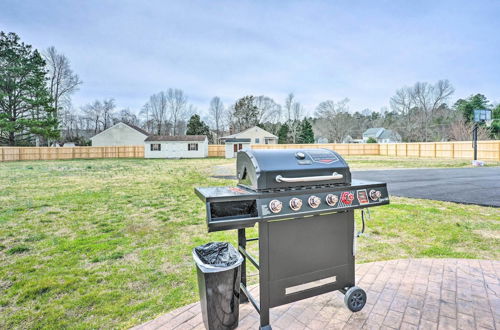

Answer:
[236,148,351,191]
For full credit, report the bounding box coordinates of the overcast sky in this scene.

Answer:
[2,0,499,116]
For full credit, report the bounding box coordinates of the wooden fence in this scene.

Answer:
[0,146,144,162]
[1,141,499,162]
[379,141,500,160]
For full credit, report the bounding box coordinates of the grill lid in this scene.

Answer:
[237,148,351,191]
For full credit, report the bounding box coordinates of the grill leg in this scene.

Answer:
[238,228,249,303]
[259,222,272,330]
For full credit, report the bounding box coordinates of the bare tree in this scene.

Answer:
[449,118,490,141]
[117,108,140,126]
[102,99,115,130]
[282,93,304,143]
[389,80,455,141]
[208,97,225,143]
[254,96,281,124]
[315,98,352,142]
[390,87,417,141]
[166,88,187,135]
[142,92,168,135]
[82,101,103,134]
[81,99,116,133]
[43,46,82,117]
[284,93,295,122]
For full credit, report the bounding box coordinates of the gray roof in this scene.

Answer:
[225,138,251,143]
[363,128,385,138]
[363,128,401,141]
[122,122,150,136]
[145,135,207,142]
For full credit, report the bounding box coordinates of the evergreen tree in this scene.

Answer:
[0,32,59,146]
[232,96,259,131]
[453,94,490,122]
[491,104,500,138]
[278,123,289,144]
[186,114,212,142]
[297,119,315,143]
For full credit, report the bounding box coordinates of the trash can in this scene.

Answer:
[193,242,244,330]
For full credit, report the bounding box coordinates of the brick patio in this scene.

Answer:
[132,258,500,330]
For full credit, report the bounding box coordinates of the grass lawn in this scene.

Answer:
[0,158,499,329]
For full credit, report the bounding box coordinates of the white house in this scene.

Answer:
[90,122,149,146]
[220,126,278,145]
[362,128,402,143]
[220,126,277,158]
[224,138,251,159]
[144,135,208,158]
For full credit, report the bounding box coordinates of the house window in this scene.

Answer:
[188,143,198,151]
[150,143,161,151]
[255,138,260,144]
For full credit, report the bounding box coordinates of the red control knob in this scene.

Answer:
[341,192,354,205]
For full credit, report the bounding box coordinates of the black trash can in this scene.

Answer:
[193,242,244,330]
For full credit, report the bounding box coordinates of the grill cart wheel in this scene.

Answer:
[344,286,366,312]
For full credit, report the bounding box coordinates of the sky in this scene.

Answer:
[1,0,499,117]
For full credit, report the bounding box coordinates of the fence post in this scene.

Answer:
[434,143,437,158]
[451,143,455,159]
[498,141,500,161]
[0,147,3,162]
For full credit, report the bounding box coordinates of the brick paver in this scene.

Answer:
[132,259,500,330]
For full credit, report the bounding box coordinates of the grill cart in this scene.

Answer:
[195,149,389,329]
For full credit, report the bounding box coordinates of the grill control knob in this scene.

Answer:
[269,200,283,214]
[326,194,339,206]
[369,190,382,201]
[289,198,303,211]
[341,192,355,205]
[308,195,321,208]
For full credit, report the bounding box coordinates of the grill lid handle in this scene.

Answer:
[275,172,344,183]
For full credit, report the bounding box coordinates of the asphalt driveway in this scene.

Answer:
[353,167,500,207]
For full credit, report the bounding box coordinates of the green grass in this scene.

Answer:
[0,158,498,329]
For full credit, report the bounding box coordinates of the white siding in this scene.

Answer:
[91,123,147,146]
[223,126,277,144]
[144,139,208,158]
[225,142,251,158]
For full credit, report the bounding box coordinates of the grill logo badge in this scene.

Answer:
[306,150,339,164]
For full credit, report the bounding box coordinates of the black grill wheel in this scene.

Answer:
[344,286,366,312]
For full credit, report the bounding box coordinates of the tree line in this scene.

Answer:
[1,31,499,146]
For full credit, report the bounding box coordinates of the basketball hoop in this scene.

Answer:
[485,119,493,127]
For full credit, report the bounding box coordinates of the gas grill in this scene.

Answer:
[195,148,389,329]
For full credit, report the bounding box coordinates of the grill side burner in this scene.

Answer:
[195,149,389,329]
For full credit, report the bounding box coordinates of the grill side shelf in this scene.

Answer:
[196,182,389,232]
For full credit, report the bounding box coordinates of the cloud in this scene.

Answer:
[2,0,499,115]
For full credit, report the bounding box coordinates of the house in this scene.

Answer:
[220,126,278,158]
[220,126,278,145]
[224,138,251,159]
[362,128,402,143]
[144,135,208,158]
[90,122,149,146]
